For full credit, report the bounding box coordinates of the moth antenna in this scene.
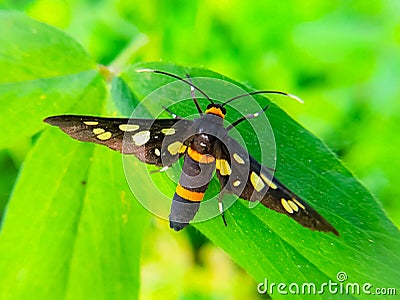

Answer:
[186,74,203,115]
[226,104,270,131]
[222,90,304,107]
[136,68,214,104]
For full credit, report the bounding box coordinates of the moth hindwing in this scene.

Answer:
[45,68,338,236]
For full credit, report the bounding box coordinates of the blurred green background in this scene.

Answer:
[1,0,399,299]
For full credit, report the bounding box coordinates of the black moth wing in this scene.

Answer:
[215,136,339,236]
[44,115,193,167]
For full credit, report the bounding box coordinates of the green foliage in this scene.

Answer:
[122,63,400,296]
[0,12,149,299]
[0,11,100,146]
[0,3,399,299]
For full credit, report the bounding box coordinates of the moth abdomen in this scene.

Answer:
[169,145,216,231]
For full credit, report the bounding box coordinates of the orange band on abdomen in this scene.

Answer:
[187,147,215,164]
[176,184,205,202]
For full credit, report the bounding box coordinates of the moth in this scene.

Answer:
[44,68,339,236]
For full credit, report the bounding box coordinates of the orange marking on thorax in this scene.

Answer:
[176,184,205,202]
[187,147,215,164]
[205,107,225,118]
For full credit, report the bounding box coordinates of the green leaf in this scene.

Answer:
[0,126,149,299]
[0,149,18,220]
[121,62,400,298]
[66,145,150,299]
[0,13,150,300]
[0,11,96,83]
[0,12,104,148]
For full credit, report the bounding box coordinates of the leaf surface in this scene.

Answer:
[121,62,400,299]
[0,12,103,148]
[0,13,150,300]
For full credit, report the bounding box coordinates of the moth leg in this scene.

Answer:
[227,104,270,131]
[162,106,183,119]
[149,165,171,174]
[264,166,276,172]
[218,191,228,227]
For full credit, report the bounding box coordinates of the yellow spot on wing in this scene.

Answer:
[287,200,299,212]
[260,172,278,189]
[167,141,183,155]
[119,124,139,132]
[161,128,176,135]
[281,198,294,214]
[250,172,265,192]
[93,128,105,135]
[233,180,241,187]
[84,121,99,126]
[216,159,231,176]
[179,145,187,154]
[292,198,305,210]
[132,131,150,146]
[233,153,245,164]
[97,132,112,140]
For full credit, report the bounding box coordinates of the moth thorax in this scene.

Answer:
[205,105,226,118]
[192,133,215,154]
